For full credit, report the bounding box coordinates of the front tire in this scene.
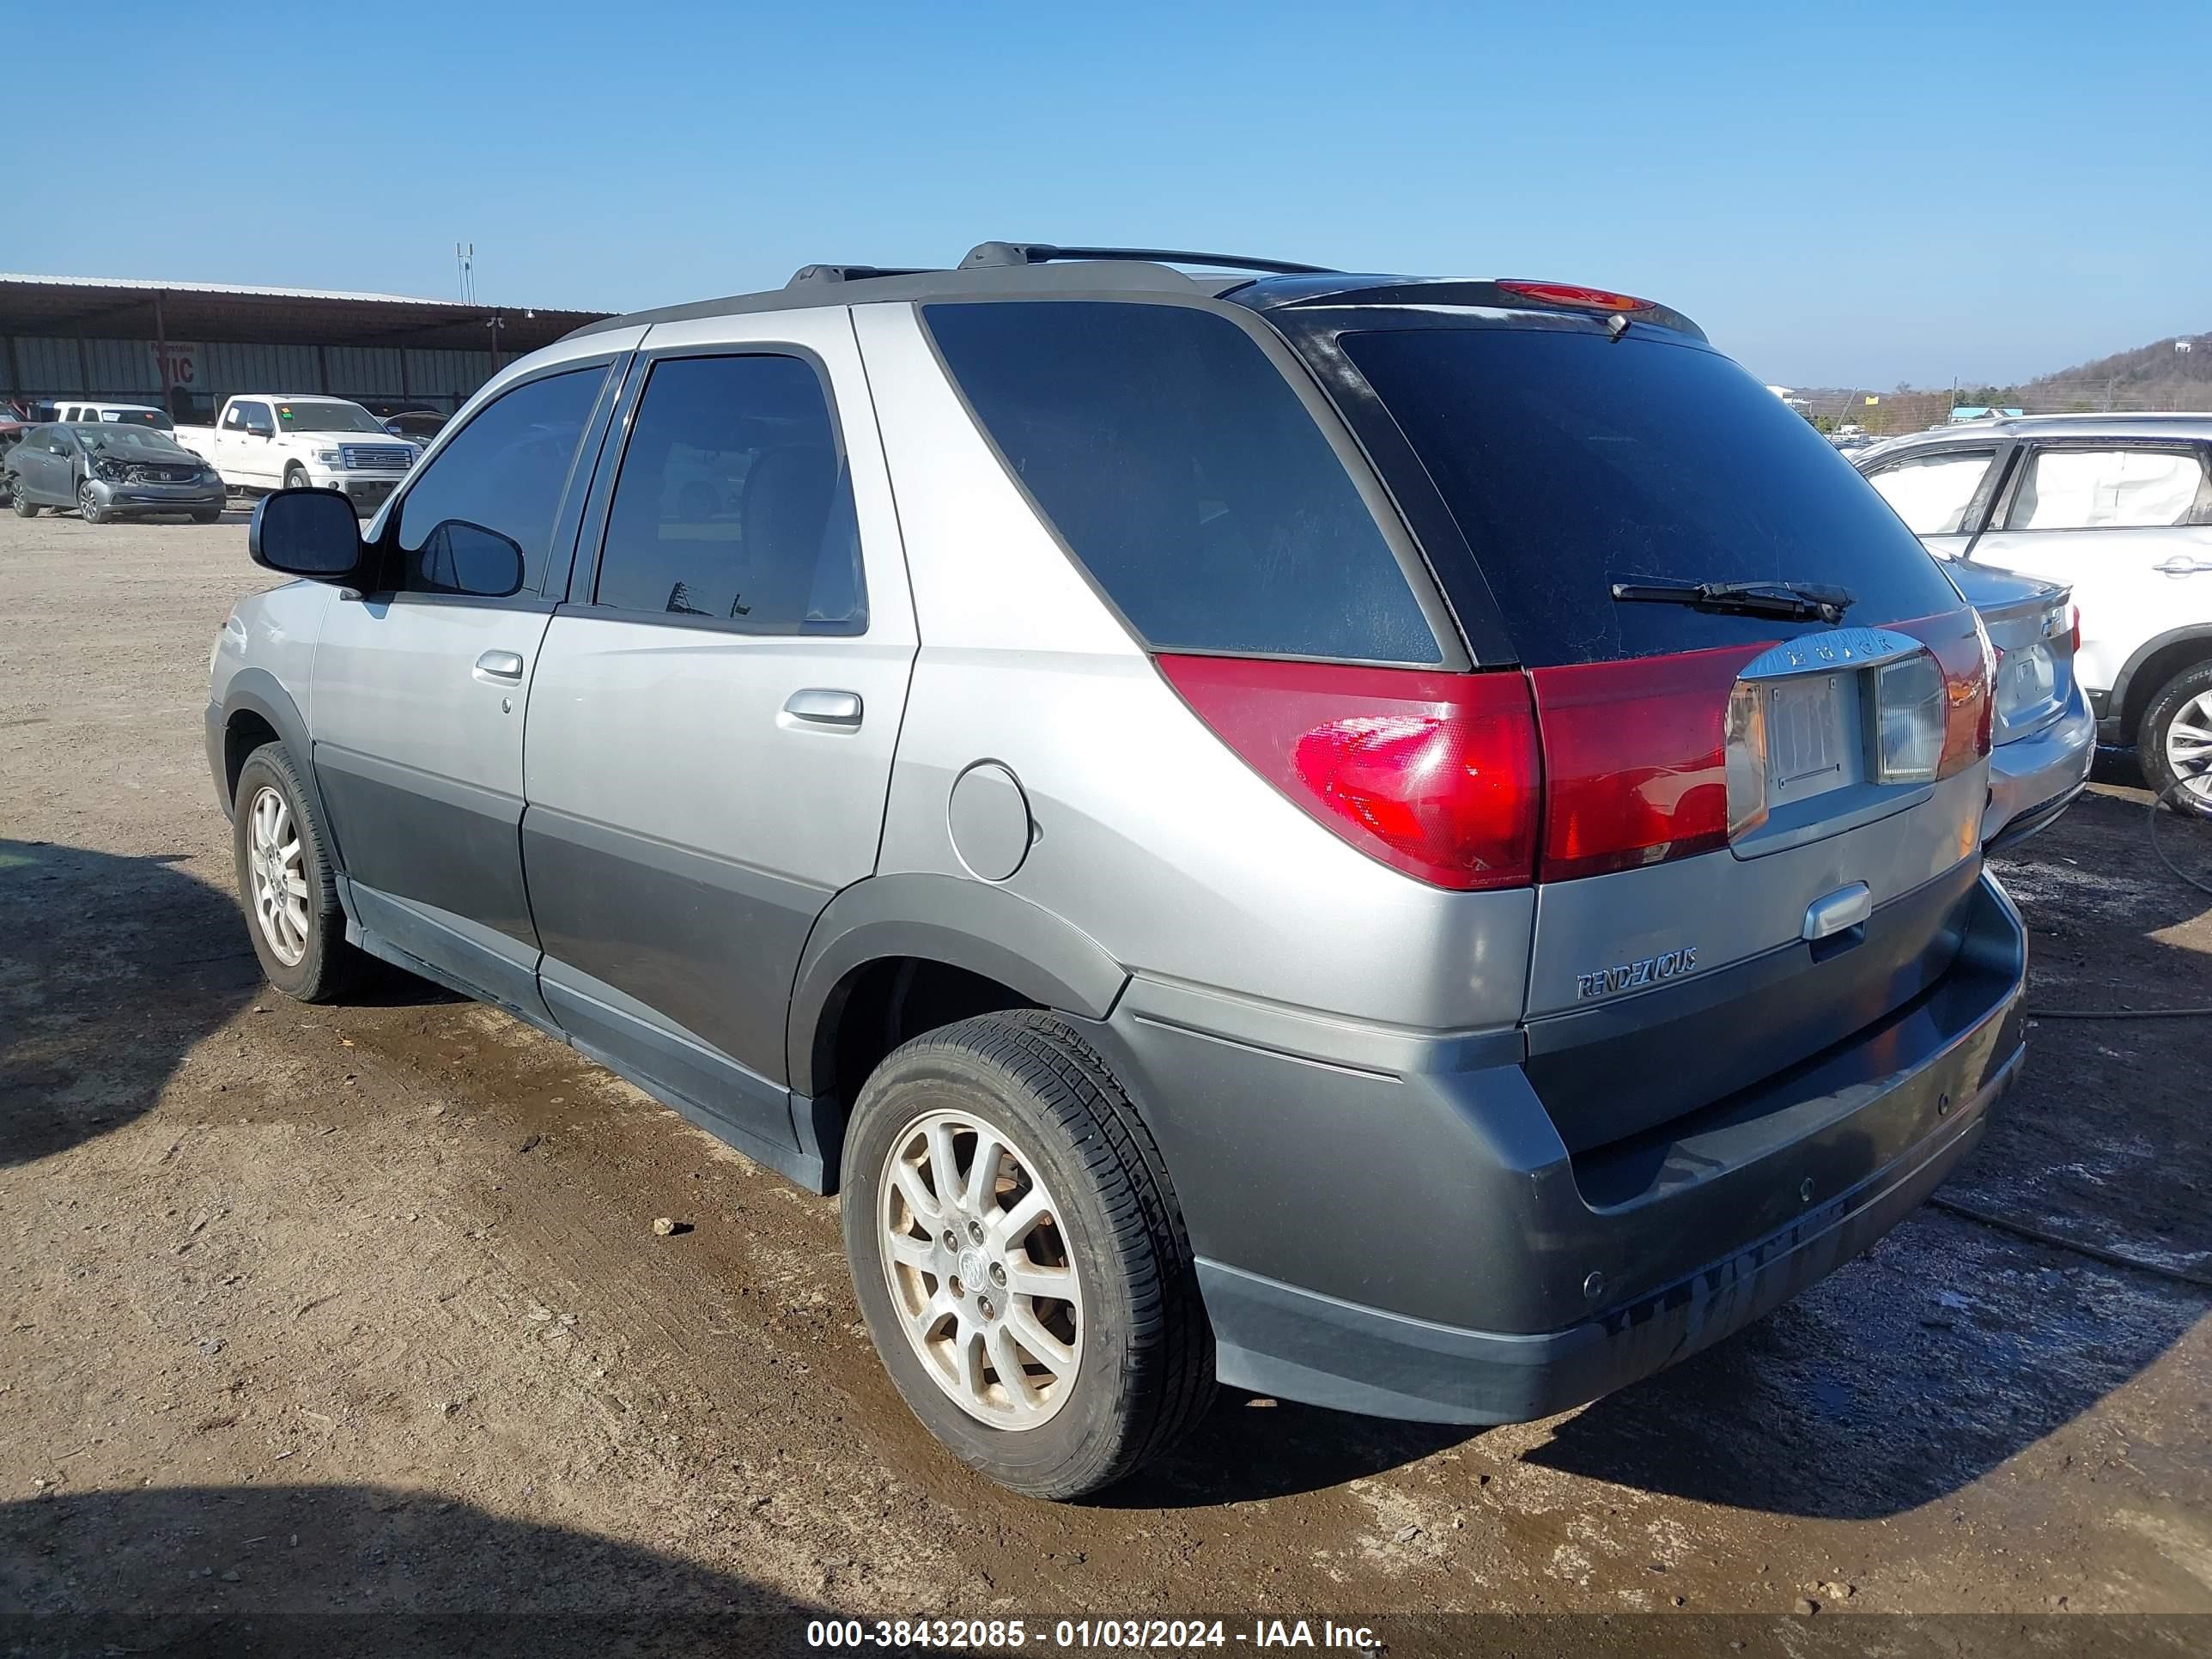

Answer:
[842,1011,1213,1499]
[77,480,107,525]
[231,743,362,1002]
[283,464,310,493]
[2140,659,2212,817]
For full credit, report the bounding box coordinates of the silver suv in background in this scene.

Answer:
[1859,414,2212,810]
[1941,558,2094,847]
[212,244,2026,1498]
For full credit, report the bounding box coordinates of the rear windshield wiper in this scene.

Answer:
[1609,578,1855,624]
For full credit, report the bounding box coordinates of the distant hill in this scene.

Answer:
[1784,327,2210,434]
[2020,331,2212,411]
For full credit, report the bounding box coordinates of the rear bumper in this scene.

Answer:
[1984,686,2095,849]
[1080,869,2027,1425]
[1200,1045,2014,1423]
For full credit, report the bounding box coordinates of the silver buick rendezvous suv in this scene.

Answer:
[208,242,2027,1498]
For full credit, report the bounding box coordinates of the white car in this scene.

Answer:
[47,400,174,432]
[1856,414,2212,810]
[174,394,423,517]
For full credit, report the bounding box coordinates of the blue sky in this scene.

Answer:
[24,2,2205,387]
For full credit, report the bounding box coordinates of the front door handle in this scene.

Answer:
[2154,556,2212,576]
[781,688,863,728]
[473,650,525,684]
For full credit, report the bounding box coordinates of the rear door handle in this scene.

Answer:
[473,650,525,684]
[2154,556,2212,576]
[781,688,863,728]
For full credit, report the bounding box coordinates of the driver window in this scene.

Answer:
[390,364,606,597]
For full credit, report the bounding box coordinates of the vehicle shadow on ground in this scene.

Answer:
[1,1484,915,1659]
[1096,1390,1475,1506]
[0,838,455,1170]
[1521,1204,2206,1519]
[0,840,262,1168]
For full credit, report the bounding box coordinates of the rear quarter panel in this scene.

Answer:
[852,301,1534,1032]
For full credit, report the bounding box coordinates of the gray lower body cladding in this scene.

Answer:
[1078,871,2027,1422]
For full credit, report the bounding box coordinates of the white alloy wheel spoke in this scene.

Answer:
[892,1156,941,1225]
[1002,1258,1073,1300]
[987,1325,1037,1417]
[992,1187,1048,1250]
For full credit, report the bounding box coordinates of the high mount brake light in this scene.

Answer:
[1496,280,1657,313]
[1154,656,1541,891]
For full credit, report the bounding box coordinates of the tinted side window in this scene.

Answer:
[2004,446,2209,531]
[925,301,1441,665]
[1865,448,1996,535]
[592,354,866,633]
[392,365,606,596]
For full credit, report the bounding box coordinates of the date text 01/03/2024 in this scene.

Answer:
[803,1617,1382,1650]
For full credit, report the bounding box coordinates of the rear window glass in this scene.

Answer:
[926,301,1442,665]
[1342,327,1963,665]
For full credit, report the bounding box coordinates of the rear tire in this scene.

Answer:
[2140,659,2212,817]
[231,742,363,1002]
[841,1010,1214,1499]
[10,488,34,518]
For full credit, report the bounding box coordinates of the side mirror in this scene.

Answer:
[412,520,526,598]
[247,424,274,440]
[250,489,368,586]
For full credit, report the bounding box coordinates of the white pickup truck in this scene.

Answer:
[175,394,423,516]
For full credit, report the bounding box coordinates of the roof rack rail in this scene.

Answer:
[957,241,1336,276]
[786,264,935,288]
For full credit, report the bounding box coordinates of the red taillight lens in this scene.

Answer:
[1497,279,1657,313]
[1155,655,1541,890]
[1895,610,1993,777]
[2069,602,2082,656]
[1530,646,1760,881]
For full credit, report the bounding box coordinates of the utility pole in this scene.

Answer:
[455,242,475,304]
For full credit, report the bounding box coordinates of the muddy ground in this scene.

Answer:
[2,513,2209,1657]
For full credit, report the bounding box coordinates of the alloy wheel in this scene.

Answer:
[878,1109,1085,1429]
[2166,690,2212,810]
[246,785,311,966]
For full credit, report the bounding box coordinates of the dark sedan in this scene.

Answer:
[7,422,225,524]
[0,420,27,505]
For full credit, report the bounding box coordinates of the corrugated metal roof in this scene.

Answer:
[0,274,529,308]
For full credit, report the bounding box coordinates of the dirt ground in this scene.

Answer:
[3,511,2209,1658]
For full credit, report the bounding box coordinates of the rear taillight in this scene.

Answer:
[1529,647,1759,881]
[1155,655,1541,890]
[2069,602,2082,656]
[1894,610,1994,778]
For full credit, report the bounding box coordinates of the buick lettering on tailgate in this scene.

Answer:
[1577,945,1698,1001]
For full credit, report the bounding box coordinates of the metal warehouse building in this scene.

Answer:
[1,276,611,423]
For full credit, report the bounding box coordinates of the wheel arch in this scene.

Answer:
[2116,626,2212,737]
[787,874,1128,1107]
[218,671,341,872]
